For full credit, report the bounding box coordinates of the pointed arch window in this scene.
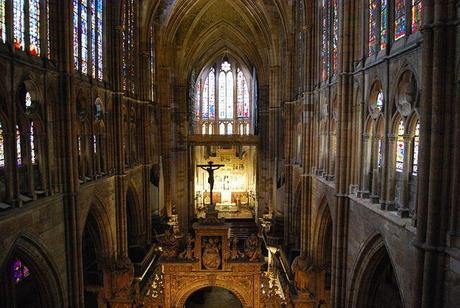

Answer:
[411,121,419,175]
[218,61,233,120]
[396,120,405,172]
[237,69,250,119]
[194,59,254,135]
[202,68,215,119]
[380,0,388,49]
[73,0,104,80]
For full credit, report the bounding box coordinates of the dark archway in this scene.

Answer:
[364,252,403,308]
[126,187,145,262]
[350,236,404,308]
[0,235,64,308]
[82,213,104,307]
[185,286,243,308]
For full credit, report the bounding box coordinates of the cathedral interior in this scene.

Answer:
[0,0,459,307]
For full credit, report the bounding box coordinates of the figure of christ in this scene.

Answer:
[197,161,225,207]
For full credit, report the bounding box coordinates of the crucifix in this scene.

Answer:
[197,161,225,209]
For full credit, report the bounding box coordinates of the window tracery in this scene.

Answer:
[194,59,253,135]
[73,0,104,80]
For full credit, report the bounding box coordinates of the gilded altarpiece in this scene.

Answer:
[160,223,264,307]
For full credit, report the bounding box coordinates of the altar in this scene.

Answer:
[194,146,257,219]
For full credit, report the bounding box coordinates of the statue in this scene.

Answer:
[202,237,221,270]
[229,237,241,260]
[157,229,179,257]
[197,161,224,206]
[291,251,316,293]
[244,234,262,261]
[179,233,195,260]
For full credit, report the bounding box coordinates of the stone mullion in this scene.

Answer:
[398,135,411,217]
[359,133,371,196]
[384,134,397,210]
[370,136,380,202]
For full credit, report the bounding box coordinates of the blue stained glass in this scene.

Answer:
[29,0,40,56]
[96,0,103,80]
[0,0,6,42]
[73,0,80,69]
[13,0,25,50]
[91,0,96,78]
[81,0,88,74]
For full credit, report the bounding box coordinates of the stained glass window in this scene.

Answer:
[218,61,233,119]
[380,0,388,50]
[411,0,422,33]
[412,121,419,175]
[321,0,330,81]
[30,122,36,164]
[29,0,40,56]
[368,0,379,55]
[0,121,4,167]
[122,0,135,93]
[16,125,22,165]
[1,0,6,42]
[237,69,250,118]
[396,120,405,172]
[394,0,406,40]
[195,61,253,135]
[208,69,215,119]
[11,259,30,284]
[331,0,338,75]
[13,0,25,50]
[74,0,104,79]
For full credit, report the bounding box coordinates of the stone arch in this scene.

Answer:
[313,197,333,304]
[0,232,65,307]
[348,234,404,308]
[81,198,114,307]
[81,197,115,258]
[174,279,250,308]
[126,183,145,261]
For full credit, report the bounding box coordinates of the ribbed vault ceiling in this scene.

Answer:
[142,0,291,84]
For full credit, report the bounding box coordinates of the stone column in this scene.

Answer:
[414,1,457,306]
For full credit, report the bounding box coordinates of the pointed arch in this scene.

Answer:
[0,233,65,307]
[348,234,404,308]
